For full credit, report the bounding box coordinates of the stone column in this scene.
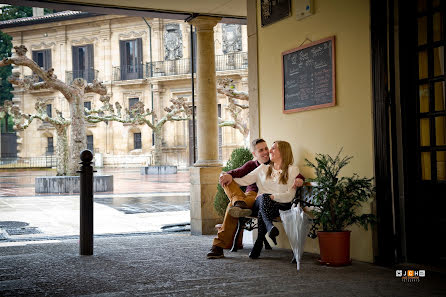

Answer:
[188,16,222,235]
[189,16,221,167]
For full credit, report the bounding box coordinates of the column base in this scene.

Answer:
[190,166,222,235]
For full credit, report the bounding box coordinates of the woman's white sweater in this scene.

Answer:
[234,163,300,203]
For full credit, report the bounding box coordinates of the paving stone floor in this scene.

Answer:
[1,233,445,297]
[1,168,445,296]
[0,168,191,197]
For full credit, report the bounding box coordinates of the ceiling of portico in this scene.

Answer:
[1,0,247,22]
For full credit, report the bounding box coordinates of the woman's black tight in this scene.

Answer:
[249,194,291,258]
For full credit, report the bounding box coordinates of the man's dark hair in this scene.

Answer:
[251,138,266,151]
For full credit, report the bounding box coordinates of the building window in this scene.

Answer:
[129,98,139,109]
[134,132,142,150]
[128,97,139,118]
[47,137,54,155]
[46,104,52,118]
[86,135,93,152]
[84,101,91,115]
[32,49,51,82]
[32,49,52,70]
[72,44,95,83]
[119,38,143,80]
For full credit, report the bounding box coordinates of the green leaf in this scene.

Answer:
[305,148,376,232]
[214,147,253,217]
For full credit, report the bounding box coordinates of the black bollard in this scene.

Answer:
[78,150,94,255]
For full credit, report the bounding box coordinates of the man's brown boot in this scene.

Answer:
[228,200,252,218]
[207,245,224,259]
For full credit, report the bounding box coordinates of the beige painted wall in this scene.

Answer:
[256,0,374,262]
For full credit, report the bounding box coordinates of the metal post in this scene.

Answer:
[78,150,94,255]
[190,24,196,164]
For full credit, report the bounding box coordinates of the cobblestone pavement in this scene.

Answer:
[0,234,445,296]
[1,168,445,296]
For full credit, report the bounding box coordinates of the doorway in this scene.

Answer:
[399,0,446,265]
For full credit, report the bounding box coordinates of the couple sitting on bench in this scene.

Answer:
[207,138,305,259]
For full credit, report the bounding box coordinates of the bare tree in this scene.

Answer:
[85,95,191,166]
[1,99,70,175]
[0,45,107,175]
[217,78,249,144]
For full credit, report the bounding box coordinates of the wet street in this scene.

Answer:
[0,168,191,242]
[0,167,190,197]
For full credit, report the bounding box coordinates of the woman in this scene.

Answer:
[233,140,301,259]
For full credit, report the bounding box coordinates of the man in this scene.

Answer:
[207,138,304,259]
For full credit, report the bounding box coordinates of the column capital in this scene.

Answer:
[188,16,221,32]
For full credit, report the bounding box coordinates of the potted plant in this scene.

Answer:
[305,149,376,266]
[214,147,253,217]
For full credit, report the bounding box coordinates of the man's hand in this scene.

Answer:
[292,178,304,189]
[219,173,233,186]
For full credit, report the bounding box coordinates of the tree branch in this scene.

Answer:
[84,80,107,95]
[1,46,74,101]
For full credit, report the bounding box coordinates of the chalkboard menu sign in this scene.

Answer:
[282,36,336,113]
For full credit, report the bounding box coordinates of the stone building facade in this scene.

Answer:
[1,12,248,167]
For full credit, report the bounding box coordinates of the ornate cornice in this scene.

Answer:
[30,41,56,50]
[123,91,143,97]
[119,31,146,40]
[71,36,98,45]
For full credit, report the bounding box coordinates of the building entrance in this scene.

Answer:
[399,0,445,265]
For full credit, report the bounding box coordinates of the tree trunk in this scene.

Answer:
[55,127,68,176]
[153,129,162,166]
[243,131,250,148]
[68,95,86,175]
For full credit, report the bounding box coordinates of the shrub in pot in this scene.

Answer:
[305,149,376,266]
[214,147,253,217]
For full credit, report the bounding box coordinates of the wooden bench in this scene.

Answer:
[230,183,317,253]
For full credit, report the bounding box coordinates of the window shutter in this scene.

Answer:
[32,51,38,64]
[136,38,143,78]
[87,135,94,151]
[72,46,79,74]
[134,133,142,149]
[87,44,94,82]
[44,49,52,70]
[119,40,126,80]
[46,104,52,118]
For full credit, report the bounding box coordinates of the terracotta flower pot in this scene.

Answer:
[318,231,352,266]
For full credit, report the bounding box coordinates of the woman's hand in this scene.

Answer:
[270,195,274,200]
[292,178,304,189]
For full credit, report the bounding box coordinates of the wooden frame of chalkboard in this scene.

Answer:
[282,36,336,113]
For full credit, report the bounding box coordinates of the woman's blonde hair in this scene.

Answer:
[267,141,294,184]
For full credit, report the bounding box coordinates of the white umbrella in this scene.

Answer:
[280,203,311,271]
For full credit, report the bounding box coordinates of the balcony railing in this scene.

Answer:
[113,64,146,81]
[0,156,56,169]
[110,52,248,81]
[146,52,247,78]
[215,52,248,71]
[66,69,99,84]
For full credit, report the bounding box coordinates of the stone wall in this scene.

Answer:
[3,15,248,166]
